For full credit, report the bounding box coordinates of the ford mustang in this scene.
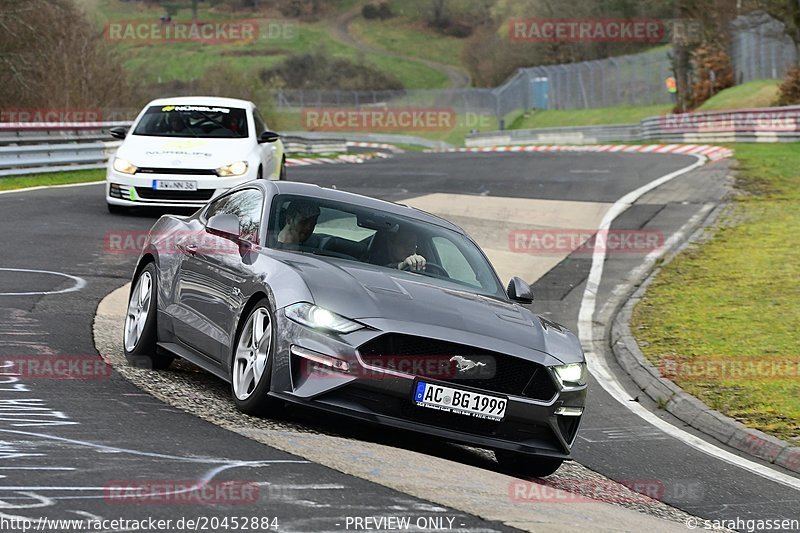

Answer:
[123,180,587,477]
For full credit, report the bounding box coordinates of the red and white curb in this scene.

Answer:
[346,141,405,154]
[432,144,734,162]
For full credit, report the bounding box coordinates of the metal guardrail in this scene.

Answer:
[466,123,642,147]
[0,124,447,178]
[466,106,800,147]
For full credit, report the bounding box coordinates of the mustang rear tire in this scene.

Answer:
[230,299,283,416]
[123,263,174,370]
[495,450,564,478]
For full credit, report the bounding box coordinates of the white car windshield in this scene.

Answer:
[133,105,249,139]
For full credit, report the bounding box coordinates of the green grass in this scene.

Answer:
[93,0,446,88]
[350,17,465,67]
[698,80,781,111]
[509,105,672,130]
[631,144,800,442]
[0,169,105,191]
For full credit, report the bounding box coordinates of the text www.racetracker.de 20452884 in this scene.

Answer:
[0,516,280,532]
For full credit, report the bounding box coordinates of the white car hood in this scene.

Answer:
[117,136,253,169]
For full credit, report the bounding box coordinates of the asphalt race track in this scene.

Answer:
[1,151,798,531]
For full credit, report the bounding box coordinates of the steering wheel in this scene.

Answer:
[402,261,448,277]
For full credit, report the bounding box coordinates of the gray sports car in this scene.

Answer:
[124,180,587,477]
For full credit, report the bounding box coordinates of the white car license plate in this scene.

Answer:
[153,180,197,191]
[414,381,507,421]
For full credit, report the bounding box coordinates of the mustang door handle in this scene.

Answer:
[179,242,198,256]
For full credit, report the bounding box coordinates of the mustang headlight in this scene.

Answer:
[553,362,588,390]
[284,303,364,333]
[113,157,138,175]
[216,161,248,177]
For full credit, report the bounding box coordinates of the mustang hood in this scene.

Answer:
[117,136,253,169]
[280,255,583,365]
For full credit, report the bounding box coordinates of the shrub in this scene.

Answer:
[260,51,404,91]
[776,66,800,106]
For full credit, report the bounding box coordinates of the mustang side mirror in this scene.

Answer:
[507,276,534,304]
[206,213,241,240]
[259,131,281,143]
[109,126,128,140]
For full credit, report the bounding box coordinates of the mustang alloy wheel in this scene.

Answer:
[124,263,173,370]
[231,300,282,415]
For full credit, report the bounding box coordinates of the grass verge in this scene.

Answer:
[508,105,672,130]
[631,144,800,442]
[0,169,105,192]
[698,80,781,111]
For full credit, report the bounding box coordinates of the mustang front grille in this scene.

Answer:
[358,333,558,402]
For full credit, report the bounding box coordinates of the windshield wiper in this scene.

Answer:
[174,111,199,138]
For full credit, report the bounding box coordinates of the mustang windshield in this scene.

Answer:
[132,105,249,139]
[267,195,506,298]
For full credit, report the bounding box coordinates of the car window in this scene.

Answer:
[204,188,263,244]
[266,194,505,298]
[431,236,480,288]
[132,105,249,138]
[253,108,267,137]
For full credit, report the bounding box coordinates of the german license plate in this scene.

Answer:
[414,381,507,421]
[153,180,197,191]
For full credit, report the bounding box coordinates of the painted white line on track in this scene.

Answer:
[0,268,87,296]
[577,155,800,492]
[0,180,105,196]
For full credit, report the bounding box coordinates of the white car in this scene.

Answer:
[106,96,285,213]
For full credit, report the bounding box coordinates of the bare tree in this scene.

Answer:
[0,0,136,110]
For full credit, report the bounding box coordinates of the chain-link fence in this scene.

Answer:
[274,12,797,125]
[730,12,797,83]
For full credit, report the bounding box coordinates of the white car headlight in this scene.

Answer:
[217,161,248,177]
[553,362,588,390]
[113,157,138,175]
[284,303,364,334]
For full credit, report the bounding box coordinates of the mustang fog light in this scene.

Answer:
[216,161,248,177]
[113,157,138,175]
[555,406,584,416]
[553,362,587,390]
[290,345,350,372]
[284,303,364,334]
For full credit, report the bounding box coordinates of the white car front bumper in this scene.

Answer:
[106,168,265,208]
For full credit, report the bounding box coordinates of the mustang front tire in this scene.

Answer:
[231,298,282,415]
[123,263,174,370]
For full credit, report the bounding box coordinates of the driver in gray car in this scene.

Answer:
[380,226,427,271]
